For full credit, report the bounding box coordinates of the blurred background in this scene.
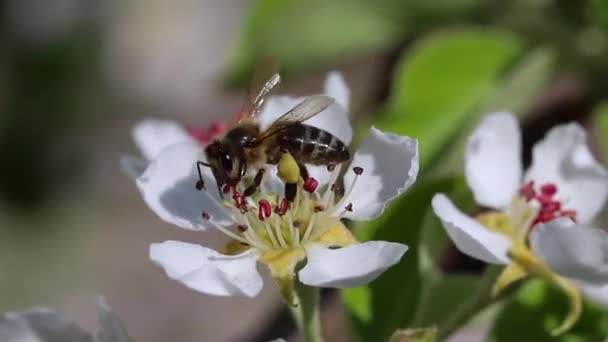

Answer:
[2,0,608,341]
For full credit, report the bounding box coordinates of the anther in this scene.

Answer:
[237,225,248,232]
[303,177,319,193]
[258,199,272,220]
[540,183,557,197]
[327,163,336,172]
[223,184,232,194]
[345,203,353,212]
[519,181,535,201]
[331,184,344,196]
[195,180,205,191]
[314,205,324,212]
[353,166,364,175]
[233,191,244,208]
[279,198,290,216]
[202,211,210,220]
[293,220,302,228]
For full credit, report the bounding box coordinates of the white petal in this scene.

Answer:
[465,112,522,209]
[257,74,353,146]
[578,283,608,308]
[530,219,608,284]
[96,297,130,342]
[323,71,350,110]
[0,307,91,342]
[136,143,233,230]
[132,119,195,160]
[149,241,263,297]
[120,155,148,180]
[525,123,608,223]
[298,241,408,288]
[431,194,511,264]
[335,127,419,221]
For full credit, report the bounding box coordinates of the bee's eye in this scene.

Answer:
[221,153,232,172]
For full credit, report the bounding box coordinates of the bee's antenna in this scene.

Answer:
[196,161,211,190]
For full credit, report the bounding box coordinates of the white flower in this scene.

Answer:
[0,297,129,342]
[132,73,417,301]
[431,112,608,334]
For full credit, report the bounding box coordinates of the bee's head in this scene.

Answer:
[204,140,247,188]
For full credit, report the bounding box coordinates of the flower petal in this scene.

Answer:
[335,127,419,221]
[432,194,511,264]
[0,307,92,342]
[525,123,608,223]
[298,241,408,288]
[323,71,350,110]
[465,112,522,209]
[132,119,195,160]
[578,283,608,307]
[257,73,353,145]
[149,241,263,297]
[530,218,608,285]
[120,155,148,180]
[96,297,130,342]
[136,143,233,230]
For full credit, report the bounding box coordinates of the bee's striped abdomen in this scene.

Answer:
[278,124,350,165]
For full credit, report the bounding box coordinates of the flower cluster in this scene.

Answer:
[124,73,608,337]
[123,73,418,303]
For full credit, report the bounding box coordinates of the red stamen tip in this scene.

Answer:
[279,198,290,216]
[233,191,244,208]
[303,177,319,193]
[540,183,557,197]
[258,199,272,220]
[519,181,536,201]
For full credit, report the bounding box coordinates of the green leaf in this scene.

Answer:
[431,46,555,176]
[342,176,465,342]
[390,326,438,342]
[226,0,405,86]
[479,46,554,115]
[592,102,608,161]
[489,279,608,342]
[376,29,522,171]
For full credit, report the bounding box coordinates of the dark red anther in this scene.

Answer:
[303,177,319,193]
[345,203,353,212]
[519,181,536,201]
[353,166,364,175]
[187,127,211,144]
[195,180,205,191]
[258,199,272,221]
[540,183,557,197]
[223,184,232,194]
[237,224,248,232]
[233,191,244,208]
[279,198,290,216]
[209,122,227,138]
[202,211,210,220]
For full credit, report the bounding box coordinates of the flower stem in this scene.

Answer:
[437,266,500,339]
[289,283,323,342]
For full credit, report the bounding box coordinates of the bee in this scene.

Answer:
[196,64,350,203]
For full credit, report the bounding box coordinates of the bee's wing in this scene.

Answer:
[253,95,335,144]
[237,59,281,122]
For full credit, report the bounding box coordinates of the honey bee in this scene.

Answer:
[196,64,350,202]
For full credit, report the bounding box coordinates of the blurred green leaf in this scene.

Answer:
[226,0,405,85]
[390,326,438,342]
[480,46,555,114]
[376,29,522,171]
[342,176,464,342]
[592,102,608,161]
[431,46,555,176]
[489,279,608,342]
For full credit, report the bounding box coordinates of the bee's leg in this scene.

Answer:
[195,161,210,190]
[243,169,265,197]
[298,163,309,180]
[285,183,297,202]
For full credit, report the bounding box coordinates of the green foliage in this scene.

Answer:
[376,29,522,171]
[342,176,468,342]
[592,102,608,161]
[490,280,608,342]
